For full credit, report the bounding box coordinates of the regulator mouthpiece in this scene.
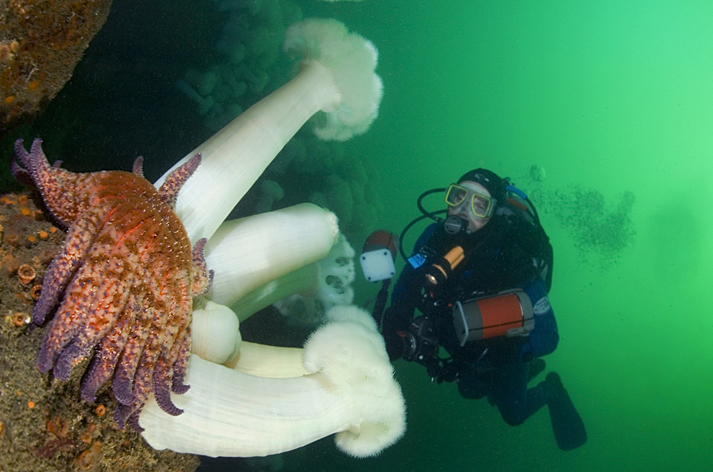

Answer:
[443,215,467,235]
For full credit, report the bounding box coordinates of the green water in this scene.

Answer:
[304,0,713,470]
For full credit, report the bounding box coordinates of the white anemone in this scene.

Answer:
[139,18,405,459]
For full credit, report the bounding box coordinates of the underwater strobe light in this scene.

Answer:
[360,230,400,282]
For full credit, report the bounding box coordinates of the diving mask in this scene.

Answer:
[445,183,496,219]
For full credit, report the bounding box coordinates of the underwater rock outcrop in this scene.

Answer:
[0,0,113,137]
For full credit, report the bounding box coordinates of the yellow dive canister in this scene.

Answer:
[452,290,534,346]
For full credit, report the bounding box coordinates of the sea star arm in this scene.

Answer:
[158,153,202,209]
[170,329,192,395]
[191,238,213,296]
[112,302,154,405]
[13,139,82,226]
[132,156,144,177]
[80,300,137,402]
[32,206,106,324]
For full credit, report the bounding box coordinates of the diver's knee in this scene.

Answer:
[498,405,528,426]
[502,413,526,426]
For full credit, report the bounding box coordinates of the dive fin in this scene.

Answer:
[546,373,587,450]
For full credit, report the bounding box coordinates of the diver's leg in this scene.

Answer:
[491,363,555,426]
[456,369,490,399]
[528,358,546,382]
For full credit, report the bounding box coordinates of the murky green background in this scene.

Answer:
[310,1,713,471]
[3,0,712,470]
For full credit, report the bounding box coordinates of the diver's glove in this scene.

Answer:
[433,359,459,384]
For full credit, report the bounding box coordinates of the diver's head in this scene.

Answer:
[445,169,508,233]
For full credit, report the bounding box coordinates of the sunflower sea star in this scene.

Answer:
[11,138,213,431]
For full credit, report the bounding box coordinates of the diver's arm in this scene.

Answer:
[381,263,421,360]
[380,224,439,360]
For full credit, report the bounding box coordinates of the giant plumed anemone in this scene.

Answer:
[140,18,403,458]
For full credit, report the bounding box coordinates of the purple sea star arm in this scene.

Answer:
[132,156,145,177]
[9,159,33,185]
[13,139,81,227]
[153,357,184,416]
[158,153,202,209]
[170,331,191,394]
[32,207,105,325]
[80,304,135,402]
[191,238,213,296]
[112,304,154,405]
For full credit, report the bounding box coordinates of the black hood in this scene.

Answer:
[457,168,508,203]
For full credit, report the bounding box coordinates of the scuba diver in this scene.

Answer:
[363,169,587,451]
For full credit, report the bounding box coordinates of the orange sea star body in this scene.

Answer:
[11,139,212,430]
